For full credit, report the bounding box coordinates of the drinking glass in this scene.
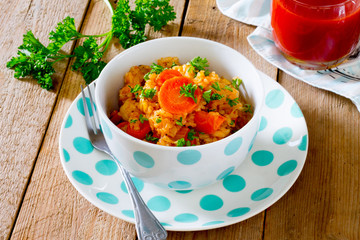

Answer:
[271,0,360,70]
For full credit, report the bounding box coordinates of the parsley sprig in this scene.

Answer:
[188,56,210,76]
[7,0,176,89]
[180,83,198,103]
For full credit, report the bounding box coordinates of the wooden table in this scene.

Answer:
[1,0,359,239]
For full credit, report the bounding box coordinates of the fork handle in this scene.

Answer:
[116,161,168,240]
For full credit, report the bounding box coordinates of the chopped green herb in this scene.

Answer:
[156,117,162,123]
[232,78,242,89]
[130,119,137,123]
[139,114,148,123]
[227,97,239,107]
[187,129,198,141]
[177,138,186,147]
[129,84,143,98]
[204,69,211,76]
[211,82,221,91]
[144,63,165,80]
[202,89,223,103]
[176,138,192,147]
[171,62,177,67]
[180,83,198,103]
[224,85,233,92]
[175,117,183,126]
[244,104,253,113]
[141,88,157,99]
[230,119,235,125]
[145,133,159,143]
[189,56,209,71]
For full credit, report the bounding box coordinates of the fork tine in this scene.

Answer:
[81,85,96,134]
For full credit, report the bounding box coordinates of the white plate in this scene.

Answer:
[59,71,308,231]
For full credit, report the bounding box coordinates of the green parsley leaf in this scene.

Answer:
[48,16,79,52]
[189,56,209,71]
[244,104,253,113]
[129,84,143,98]
[144,63,165,80]
[176,138,192,147]
[224,85,233,92]
[139,114,148,123]
[180,83,198,103]
[141,88,157,99]
[232,78,242,89]
[156,117,162,123]
[202,89,223,103]
[227,97,239,107]
[211,82,221,91]
[187,129,198,141]
[130,119,137,123]
[175,117,183,126]
[145,133,159,143]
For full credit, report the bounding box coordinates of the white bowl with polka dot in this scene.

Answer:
[95,37,264,190]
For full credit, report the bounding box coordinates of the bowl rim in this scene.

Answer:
[95,36,264,151]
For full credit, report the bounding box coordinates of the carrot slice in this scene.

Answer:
[117,121,151,140]
[194,111,226,134]
[156,69,182,87]
[158,76,202,114]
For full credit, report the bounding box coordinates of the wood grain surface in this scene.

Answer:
[1,0,359,239]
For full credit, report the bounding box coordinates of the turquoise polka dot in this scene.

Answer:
[101,120,112,139]
[273,127,293,145]
[168,181,192,189]
[121,177,144,193]
[223,175,246,192]
[277,160,298,176]
[65,115,73,128]
[259,116,267,131]
[224,137,243,156]
[265,89,285,108]
[202,221,225,226]
[77,97,93,116]
[200,195,224,211]
[251,188,273,201]
[96,192,119,204]
[63,148,70,162]
[298,135,307,151]
[174,213,198,223]
[177,150,201,165]
[133,151,154,168]
[122,210,134,218]
[175,190,193,194]
[251,150,274,166]
[147,196,171,212]
[227,207,250,217]
[161,222,172,227]
[95,159,118,176]
[216,166,235,180]
[72,170,93,185]
[291,103,303,118]
[73,137,93,154]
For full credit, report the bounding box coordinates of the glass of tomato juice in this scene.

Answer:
[271,0,360,70]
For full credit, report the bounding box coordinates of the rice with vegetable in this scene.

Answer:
[109,56,253,146]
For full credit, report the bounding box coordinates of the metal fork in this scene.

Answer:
[80,84,167,240]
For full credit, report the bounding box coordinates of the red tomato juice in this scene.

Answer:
[271,0,360,66]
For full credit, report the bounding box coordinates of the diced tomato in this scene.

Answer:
[109,110,122,125]
[194,111,226,134]
[116,121,151,140]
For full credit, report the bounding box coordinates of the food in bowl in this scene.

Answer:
[108,56,253,146]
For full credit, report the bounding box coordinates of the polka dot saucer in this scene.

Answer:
[59,71,308,231]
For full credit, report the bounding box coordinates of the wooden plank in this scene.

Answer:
[263,72,360,239]
[166,0,277,239]
[10,0,185,239]
[0,0,90,239]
